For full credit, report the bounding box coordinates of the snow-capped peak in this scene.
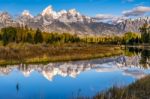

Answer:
[22,10,33,18]
[41,5,84,21]
[0,12,12,21]
[42,5,55,16]
[42,5,53,15]
[58,10,67,15]
[68,9,80,16]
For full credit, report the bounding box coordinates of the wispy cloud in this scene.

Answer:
[122,0,134,3]
[94,14,114,20]
[126,0,134,2]
[135,2,145,6]
[94,6,150,23]
[93,14,127,23]
[122,6,150,17]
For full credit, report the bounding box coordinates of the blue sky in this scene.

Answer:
[0,0,150,17]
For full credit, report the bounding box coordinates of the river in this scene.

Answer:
[0,47,149,99]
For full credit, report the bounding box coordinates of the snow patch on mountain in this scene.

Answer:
[22,10,33,18]
[0,5,150,35]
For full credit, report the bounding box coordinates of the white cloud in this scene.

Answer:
[95,14,114,20]
[122,6,150,17]
[93,14,127,24]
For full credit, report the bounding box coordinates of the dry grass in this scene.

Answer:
[91,75,150,99]
[0,43,123,65]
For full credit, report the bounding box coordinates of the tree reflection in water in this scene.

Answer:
[126,47,150,68]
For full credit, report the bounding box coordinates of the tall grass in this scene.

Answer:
[0,43,123,65]
[92,75,150,99]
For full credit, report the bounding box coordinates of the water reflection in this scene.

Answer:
[125,47,150,68]
[0,47,149,99]
[16,83,19,93]
[0,55,148,81]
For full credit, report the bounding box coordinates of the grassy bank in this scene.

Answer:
[0,43,123,65]
[126,45,150,49]
[92,75,150,99]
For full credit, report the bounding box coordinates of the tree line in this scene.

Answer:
[82,32,141,45]
[0,24,149,46]
[0,27,80,45]
[140,23,150,44]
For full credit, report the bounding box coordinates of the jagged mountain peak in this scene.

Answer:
[116,16,150,33]
[0,12,13,22]
[41,5,83,21]
[22,10,33,18]
[58,10,67,15]
[0,12,11,17]
[41,5,57,18]
[68,9,80,16]
[0,6,150,35]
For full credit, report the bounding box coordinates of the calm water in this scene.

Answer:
[0,48,149,99]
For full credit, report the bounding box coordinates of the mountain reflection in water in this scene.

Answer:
[0,47,149,99]
[0,54,149,81]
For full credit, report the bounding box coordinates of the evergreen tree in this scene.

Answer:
[26,33,33,43]
[1,27,17,45]
[34,28,43,44]
[0,34,2,41]
[123,32,140,45]
[140,23,150,44]
[2,28,8,46]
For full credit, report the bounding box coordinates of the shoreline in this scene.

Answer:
[125,45,150,49]
[93,75,150,99]
[0,43,123,66]
[0,52,122,66]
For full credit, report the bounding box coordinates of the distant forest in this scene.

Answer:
[0,24,149,46]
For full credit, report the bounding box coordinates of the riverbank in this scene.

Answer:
[126,44,150,49]
[92,75,150,99]
[0,43,123,65]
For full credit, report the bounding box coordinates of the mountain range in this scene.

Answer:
[0,5,150,35]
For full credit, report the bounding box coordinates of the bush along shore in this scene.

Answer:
[0,43,123,65]
[91,75,150,99]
